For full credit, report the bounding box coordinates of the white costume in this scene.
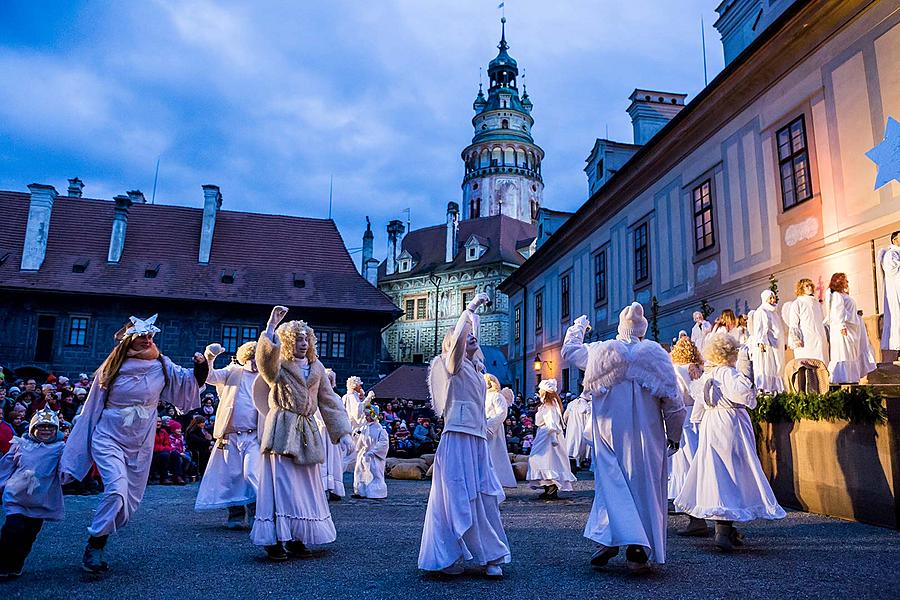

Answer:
[195,354,261,511]
[527,380,577,492]
[749,290,785,393]
[668,364,700,501]
[787,293,829,363]
[418,299,510,572]
[353,420,389,499]
[690,315,712,353]
[316,369,348,498]
[675,365,785,522]
[563,393,592,466]
[343,383,366,430]
[485,383,516,488]
[0,414,65,521]
[561,305,686,565]
[880,242,900,352]
[826,290,876,383]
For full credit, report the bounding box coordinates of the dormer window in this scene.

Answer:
[464,235,485,262]
[220,270,236,284]
[397,250,414,273]
[399,259,411,273]
[293,274,306,288]
[72,258,90,273]
[144,264,160,279]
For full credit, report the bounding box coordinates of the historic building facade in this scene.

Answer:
[501,0,900,394]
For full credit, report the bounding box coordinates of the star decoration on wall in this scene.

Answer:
[865,116,900,190]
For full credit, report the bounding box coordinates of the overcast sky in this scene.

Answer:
[0,0,725,261]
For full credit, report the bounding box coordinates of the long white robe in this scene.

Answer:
[315,410,347,497]
[675,367,785,522]
[691,320,712,354]
[562,323,685,564]
[563,396,592,465]
[750,304,785,393]
[527,403,576,490]
[827,292,876,383]
[668,365,700,501]
[353,421,389,498]
[485,390,516,489]
[343,391,366,430]
[61,357,200,537]
[787,295,829,363]
[0,435,65,520]
[881,245,900,351]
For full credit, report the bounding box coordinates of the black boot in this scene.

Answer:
[625,545,650,574]
[714,521,736,552]
[590,544,619,567]
[226,505,246,530]
[285,540,312,558]
[82,536,110,574]
[264,543,288,562]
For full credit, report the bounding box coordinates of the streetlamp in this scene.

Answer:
[533,353,552,388]
[429,272,441,357]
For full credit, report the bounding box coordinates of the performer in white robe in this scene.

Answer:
[563,392,592,468]
[675,333,786,551]
[317,369,347,501]
[750,290,785,393]
[61,314,206,574]
[561,305,685,573]
[667,338,702,504]
[787,278,829,363]
[251,306,353,561]
[352,407,389,499]
[527,379,577,499]
[484,374,516,489]
[195,341,262,528]
[418,293,510,578]
[343,377,367,430]
[880,231,900,356]
[690,312,712,353]
[826,273,877,383]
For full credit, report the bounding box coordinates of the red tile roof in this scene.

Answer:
[0,190,400,316]
[379,214,536,281]
[371,364,430,402]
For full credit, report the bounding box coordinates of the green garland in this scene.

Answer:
[752,387,887,425]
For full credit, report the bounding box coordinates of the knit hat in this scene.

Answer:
[74,387,88,396]
[617,302,648,339]
[538,378,558,393]
[29,406,60,436]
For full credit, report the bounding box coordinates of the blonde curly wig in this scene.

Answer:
[670,337,702,366]
[484,373,501,392]
[325,368,337,388]
[346,376,363,392]
[703,332,739,367]
[235,341,257,366]
[276,320,318,363]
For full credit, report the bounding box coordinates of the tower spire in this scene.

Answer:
[499,16,508,51]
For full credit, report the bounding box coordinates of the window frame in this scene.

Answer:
[222,325,239,353]
[461,287,476,312]
[67,316,89,346]
[633,221,650,286]
[692,179,716,253]
[593,249,608,307]
[514,304,521,343]
[775,115,814,210]
[534,289,544,334]
[560,271,571,322]
[318,330,330,358]
[331,332,347,359]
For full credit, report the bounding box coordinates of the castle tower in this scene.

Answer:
[460,17,544,224]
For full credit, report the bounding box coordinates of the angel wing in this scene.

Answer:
[427,355,449,418]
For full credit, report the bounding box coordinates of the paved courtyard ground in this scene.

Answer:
[2,473,899,599]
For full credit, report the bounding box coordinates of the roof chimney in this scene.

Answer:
[361,216,374,274]
[199,185,223,264]
[445,202,459,263]
[108,194,133,263]
[20,183,58,271]
[385,219,405,276]
[626,89,687,145]
[364,258,380,286]
[127,190,146,204]
[67,178,84,198]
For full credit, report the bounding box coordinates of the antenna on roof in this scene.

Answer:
[605,123,609,139]
[328,174,334,219]
[701,14,709,87]
[401,207,411,233]
[151,157,160,205]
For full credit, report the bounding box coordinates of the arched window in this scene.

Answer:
[470,198,481,219]
[504,147,514,165]
[501,119,509,129]
[491,148,501,166]
[516,149,525,167]
[531,199,540,221]
[480,149,489,168]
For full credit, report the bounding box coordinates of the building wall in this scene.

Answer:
[507,2,900,394]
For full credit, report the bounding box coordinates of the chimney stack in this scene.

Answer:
[67,178,84,198]
[108,194,133,263]
[361,216,374,274]
[364,258,380,286]
[20,183,58,271]
[385,219,405,276]
[127,190,147,204]
[626,89,687,145]
[445,202,459,263]
[199,185,223,264]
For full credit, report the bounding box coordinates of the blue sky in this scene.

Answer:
[0,1,724,261]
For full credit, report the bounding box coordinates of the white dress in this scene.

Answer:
[750,304,785,393]
[880,245,900,351]
[485,390,516,488]
[195,368,260,510]
[787,295,829,363]
[827,292,876,384]
[563,396,592,466]
[527,403,577,491]
[353,421,389,498]
[674,367,786,522]
[668,364,700,501]
[691,320,711,354]
[316,410,347,497]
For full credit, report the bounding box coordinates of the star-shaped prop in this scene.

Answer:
[866,116,900,190]
[125,314,161,336]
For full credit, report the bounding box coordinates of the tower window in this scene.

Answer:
[502,119,509,129]
[776,115,813,210]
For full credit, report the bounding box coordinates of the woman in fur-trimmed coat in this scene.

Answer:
[562,304,686,573]
[251,306,352,561]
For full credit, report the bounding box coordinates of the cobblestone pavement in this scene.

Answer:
[2,474,899,599]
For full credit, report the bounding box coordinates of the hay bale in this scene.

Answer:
[512,461,529,482]
[425,463,434,478]
[388,463,425,480]
[385,457,401,473]
[419,453,435,466]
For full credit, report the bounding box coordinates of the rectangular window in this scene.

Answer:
[416,297,427,320]
[633,222,649,285]
[331,333,347,358]
[594,250,607,305]
[560,273,571,321]
[68,316,89,346]
[222,325,239,353]
[534,290,544,333]
[514,305,521,342]
[34,315,56,362]
[404,299,415,321]
[776,115,813,209]
[241,326,258,344]
[318,331,330,358]
[461,288,476,312]
[692,180,715,252]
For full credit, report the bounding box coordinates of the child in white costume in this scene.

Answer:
[561,305,685,573]
[252,306,353,561]
[343,377,368,430]
[195,341,261,528]
[880,231,900,354]
[352,405,389,499]
[61,314,207,574]
[484,373,517,489]
[418,293,510,578]
[750,290,786,393]
[787,278,829,363]
[527,379,576,499]
[675,333,786,551]
[690,311,712,353]
[317,369,348,501]
[0,407,65,578]
[563,391,592,468]
[826,273,877,384]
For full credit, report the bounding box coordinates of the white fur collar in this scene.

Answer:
[582,339,679,400]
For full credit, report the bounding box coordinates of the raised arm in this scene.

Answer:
[204,343,229,384]
[561,315,591,370]
[446,293,489,375]
[256,306,289,385]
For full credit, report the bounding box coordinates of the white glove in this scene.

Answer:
[365,391,376,401]
[205,343,225,357]
[338,434,354,454]
[467,292,491,312]
[574,315,591,331]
